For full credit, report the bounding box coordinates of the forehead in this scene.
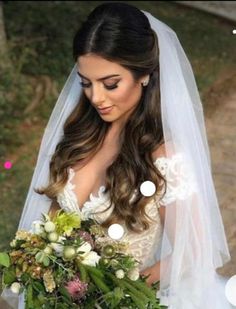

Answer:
[77,54,129,77]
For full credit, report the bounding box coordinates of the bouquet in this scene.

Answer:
[0,210,166,308]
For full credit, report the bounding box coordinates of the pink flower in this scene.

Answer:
[65,275,88,300]
[78,231,95,249]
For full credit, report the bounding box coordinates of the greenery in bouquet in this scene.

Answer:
[0,209,166,309]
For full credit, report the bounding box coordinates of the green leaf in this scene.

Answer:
[32,281,45,293]
[56,304,70,309]
[76,260,88,282]
[26,284,33,309]
[21,272,30,283]
[83,264,105,279]
[124,277,157,302]
[89,272,110,293]
[3,267,16,285]
[128,291,147,309]
[0,252,10,267]
[59,286,72,302]
[43,256,50,267]
[35,251,45,263]
[61,296,73,306]
[37,292,46,305]
[113,286,124,299]
[106,272,151,307]
[103,287,124,308]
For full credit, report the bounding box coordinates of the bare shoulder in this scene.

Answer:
[151,140,177,161]
[151,142,167,161]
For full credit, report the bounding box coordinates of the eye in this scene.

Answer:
[79,81,118,90]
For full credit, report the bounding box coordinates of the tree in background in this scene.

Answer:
[0,1,12,71]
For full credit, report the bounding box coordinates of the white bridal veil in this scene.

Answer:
[1,9,233,309]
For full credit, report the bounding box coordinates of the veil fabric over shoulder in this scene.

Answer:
[1,10,232,309]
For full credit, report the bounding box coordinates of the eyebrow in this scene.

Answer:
[77,71,120,81]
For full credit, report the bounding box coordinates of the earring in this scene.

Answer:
[142,79,149,87]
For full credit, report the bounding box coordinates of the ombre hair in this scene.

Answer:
[35,2,166,233]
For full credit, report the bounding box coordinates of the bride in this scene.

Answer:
[2,2,233,308]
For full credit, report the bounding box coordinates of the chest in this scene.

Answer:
[69,146,118,208]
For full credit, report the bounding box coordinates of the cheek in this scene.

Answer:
[111,84,141,108]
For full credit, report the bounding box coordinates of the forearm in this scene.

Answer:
[151,259,161,280]
[140,260,161,286]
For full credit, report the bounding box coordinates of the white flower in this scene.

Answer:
[127,268,140,281]
[10,239,17,248]
[77,242,92,257]
[76,241,101,266]
[10,282,21,294]
[30,220,44,235]
[50,242,64,256]
[81,251,101,267]
[47,232,59,242]
[115,269,125,279]
[44,221,56,233]
[50,236,66,256]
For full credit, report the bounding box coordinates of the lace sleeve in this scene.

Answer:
[154,153,197,206]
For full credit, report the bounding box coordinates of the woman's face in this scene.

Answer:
[77,54,147,127]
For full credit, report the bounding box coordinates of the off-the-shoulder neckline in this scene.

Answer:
[67,156,172,209]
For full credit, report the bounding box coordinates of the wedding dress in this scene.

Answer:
[11,153,232,308]
[57,156,168,272]
[55,152,233,308]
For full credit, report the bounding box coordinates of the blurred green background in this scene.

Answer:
[0,0,235,257]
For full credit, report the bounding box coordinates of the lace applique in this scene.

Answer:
[55,154,196,271]
[89,200,163,271]
[123,201,163,271]
[56,168,80,214]
[82,185,112,222]
[56,168,163,270]
[57,168,112,221]
[154,153,197,206]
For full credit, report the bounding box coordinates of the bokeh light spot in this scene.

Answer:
[4,161,12,169]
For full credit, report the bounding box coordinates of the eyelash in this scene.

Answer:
[79,82,118,90]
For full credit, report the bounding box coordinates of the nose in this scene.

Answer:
[90,85,105,106]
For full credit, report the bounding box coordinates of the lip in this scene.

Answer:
[98,106,113,114]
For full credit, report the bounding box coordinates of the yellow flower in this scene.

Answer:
[10,239,17,248]
[43,270,56,293]
[29,266,42,279]
[117,241,130,253]
[89,224,106,237]
[15,230,31,241]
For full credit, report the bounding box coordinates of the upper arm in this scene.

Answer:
[158,205,166,226]
[151,142,167,161]
[152,143,167,225]
[152,144,198,228]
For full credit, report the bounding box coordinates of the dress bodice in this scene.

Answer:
[56,153,196,271]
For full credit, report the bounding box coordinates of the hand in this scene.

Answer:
[140,263,160,287]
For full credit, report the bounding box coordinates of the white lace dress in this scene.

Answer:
[16,153,233,308]
[56,153,195,272]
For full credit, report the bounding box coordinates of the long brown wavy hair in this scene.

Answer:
[35,2,166,233]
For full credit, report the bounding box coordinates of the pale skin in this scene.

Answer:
[49,53,166,286]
